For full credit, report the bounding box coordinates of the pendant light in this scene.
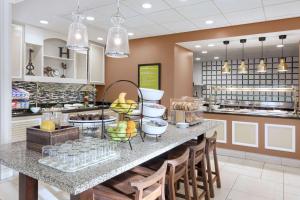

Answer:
[105,0,130,58]
[278,35,288,72]
[257,37,267,73]
[238,39,247,74]
[222,40,231,74]
[66,0,89,51]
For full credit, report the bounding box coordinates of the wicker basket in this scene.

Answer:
[26,126,80,153]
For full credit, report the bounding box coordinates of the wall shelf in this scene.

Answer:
[44,55,74,61]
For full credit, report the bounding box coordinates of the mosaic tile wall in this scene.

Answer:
[200,56,299,103]
[12,81,96,105]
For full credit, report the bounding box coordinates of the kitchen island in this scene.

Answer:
[0,120,220,200]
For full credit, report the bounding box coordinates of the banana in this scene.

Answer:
[118,92,127,104]
[110,99,119,109]
[126,100,137,109]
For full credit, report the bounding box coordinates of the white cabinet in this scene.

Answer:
[11,24,23,79]
[88,44,105,85]
[12,116,42,142]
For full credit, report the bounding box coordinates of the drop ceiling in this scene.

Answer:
[178,29,300,61]
[12,0,300,43]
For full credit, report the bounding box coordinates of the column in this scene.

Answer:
[0,0,13,180]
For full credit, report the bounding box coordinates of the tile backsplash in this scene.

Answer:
[12,81,95,105]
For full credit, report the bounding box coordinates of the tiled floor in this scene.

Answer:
[1,155,300,200]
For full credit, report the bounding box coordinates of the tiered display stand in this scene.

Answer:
[101,80,144,150]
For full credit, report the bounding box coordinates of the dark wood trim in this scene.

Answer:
[70,189,94,200]
[19,173,38,200]
[138,63,161,90]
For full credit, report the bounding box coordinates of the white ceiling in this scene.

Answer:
[12,0,300,43]
[178,29,300,61]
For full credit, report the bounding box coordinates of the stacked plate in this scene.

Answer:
[138,88,168,137]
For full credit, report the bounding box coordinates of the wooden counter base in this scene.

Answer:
[204,113,300,160]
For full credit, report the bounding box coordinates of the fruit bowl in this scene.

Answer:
[110,93,138,114]
[106,121,138,141]
[138,88,164,101]
[142,103,166,118]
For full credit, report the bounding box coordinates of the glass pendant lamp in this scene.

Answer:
[222,41,231,74]
[238,39,247,74]
[257,37,267,73]
[66,0,89,51]
[278,35,288,72]
[105,0,129,58]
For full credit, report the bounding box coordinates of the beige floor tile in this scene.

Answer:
[227,190,274,200]
[284,184,300,196]
[222,164,262,179]
[261,163,284,183]
[284,193,300,200]
[211,187,231,200]
[232,175,283,200]
[284,166,300,187]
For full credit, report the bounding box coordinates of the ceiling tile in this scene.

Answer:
[175,1,221,19]
[144,9,186,24]
[163,0,208,8]
[262,0,298,6]
[124,15,156,28]
[162,20,197,33]
[122,0,171,14]
[225,7,266,25]
[213,0,262,13]
[190,14,229,29]
[264,1,300,19]
[136,24,171,36]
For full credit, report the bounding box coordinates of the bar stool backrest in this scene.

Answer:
[167,148,190,177]
[206,131,217,153]
[190,140,206,166]
[131,161,167,200]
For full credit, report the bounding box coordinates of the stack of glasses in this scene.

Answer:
[39,137,119,172]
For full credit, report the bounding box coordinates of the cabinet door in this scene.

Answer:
[88,44,105,85]
[12,117,41,142]
[11,24,23,79]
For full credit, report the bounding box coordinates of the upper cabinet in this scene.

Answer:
[11,25,104,85]
[88,44,105,85]
[11,24,24,79]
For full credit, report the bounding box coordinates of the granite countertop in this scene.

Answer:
[12,106,109,118]
[204,109,300,119]
[0,121,220,195]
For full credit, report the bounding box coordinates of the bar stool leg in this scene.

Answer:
[213,147,221,188]
[168,176,176,200]
[183,164,191,200]
[201,159,210,200]
[190,165,199,200]
[206,151,215,198]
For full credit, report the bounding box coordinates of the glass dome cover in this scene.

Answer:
[66,1,89,51]
[105,0,130,58]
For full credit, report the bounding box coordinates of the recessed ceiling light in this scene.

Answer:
[195,45,201,48]
[128,32,134,36]
[97,37,104,41]
[86,16,95,21]
[195,57,201,61]
[208,43,215,47]
[205,20,214,25]
[214,56,219,60]
[39,20,48,25]
[277,44,284,48]
[202,50,208,54]
[142,3,152,9]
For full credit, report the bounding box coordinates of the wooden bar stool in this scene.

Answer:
[187,139,210,200]
[132,148,191,200]
[93,161,167,200]
[205,131,221,198]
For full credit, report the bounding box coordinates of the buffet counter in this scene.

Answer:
[203,111,300,160]
[204,108,300,119]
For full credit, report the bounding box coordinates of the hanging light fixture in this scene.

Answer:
[105,0,129,58]
[238,39,247,74]
[257,37,267,73]
[66,0,89,51]
[278,35,288,72]
[222,40,231,74]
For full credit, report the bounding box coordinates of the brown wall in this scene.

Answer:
[97,17,300,105]
[174,45,193,98]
